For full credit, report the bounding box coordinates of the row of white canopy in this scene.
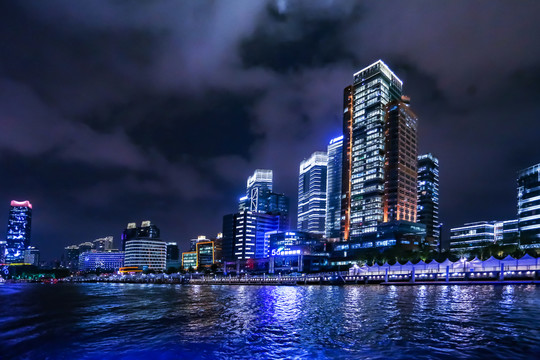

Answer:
[350,254,539,274]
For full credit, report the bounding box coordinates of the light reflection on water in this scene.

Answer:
[0,283,539,359]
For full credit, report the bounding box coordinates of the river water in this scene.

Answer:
[0,283,539,359]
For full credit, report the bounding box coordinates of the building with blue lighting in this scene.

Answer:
[121,221,160,251]
[341,60,403,240]
[79,251,124,272]
[417,154,440,249]
[325,135,343,240]
[223,169,290,262]
[449,221,497,253]
[5,200,32,264]
[265,230,328,273]
[298,151,328,235]
[517,163,540,249]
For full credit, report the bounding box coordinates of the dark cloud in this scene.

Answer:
[0,0,539,259]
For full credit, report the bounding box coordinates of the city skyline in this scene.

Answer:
[1,1,540,260]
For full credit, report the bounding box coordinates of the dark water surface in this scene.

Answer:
[0,283,539,359]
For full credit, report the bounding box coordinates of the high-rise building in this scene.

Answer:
[121,221,160,251]
[417,154,440,248]
[341,60,403,240]
[93,236,114,251]
[166,242,181,269]
[224,169,290,261]
[384,97,418,223]
[298,152,328,234]
[232,211,281,260]
[190,235,210,251]
[325,136,343,240]
[5,200,33,263]
[244,169,273,213]
[24,246,40,267]
[517,163,540,249]
[124,239,167,270]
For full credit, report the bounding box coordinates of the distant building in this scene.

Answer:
[223,169,290,261]
[190,235,210,252]
[517,163,540,249]
[417,154,440,249]
[197,241,215,268]
[297,151,328,235]
[0,240,6,264]
[244,169,273,213]
[79,251,124,272]
[166,242,181,270]
[5,200,32,263]
[121,221,160,251]
[450,221,496,253]
[182,251,197,270]
[124,239,167,270]
[325,136,343,240]
[24,246,40,266]
[501,219,519,246]
[266,230,328,273]
[93,236,114,251]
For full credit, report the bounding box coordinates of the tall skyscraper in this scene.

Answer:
[5,200,32,263]
[244,169,273,212]
[383,97,418,223]
[93,236,114,251]
[297,151,328,234]
[224,169,290,261]
[517,163,540,248]
[325,136,343,240]
[121,221,160,251]
[341,60,403,240]
[417,154,440,247]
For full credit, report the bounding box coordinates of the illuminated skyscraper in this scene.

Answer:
[298,151,328,234]
[341,60,403,240]
[325,136,343,240]
[383,97,418,223]
[5,200,32,263]
[517,163,540,248]
[417,154,440,247]
[244,169,273,213]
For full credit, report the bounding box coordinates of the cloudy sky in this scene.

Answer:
[1,0,540,259]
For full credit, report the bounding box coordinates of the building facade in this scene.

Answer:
[341,60,403,240]
[417,154,440,248]
[93,236,114,251]
[5,200,33,264]
[384,97,418,223]
[450,221,496,253]
[121,221,160,251]
[79,251,124,272]
[297,152,328,234]
[124,239,167,270]
[325,136,343,240]
[182,252,197,270]
[517,163,540,248]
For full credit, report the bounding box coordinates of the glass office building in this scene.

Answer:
[297,151,328,234]
[342,60,403,241]
[5,200,32,264]
[517,163,540,248]
[449,221,496,253]
[196,241,215,267]
[384,97,418,223]
[325,136,343,240]
[417,154,440,247]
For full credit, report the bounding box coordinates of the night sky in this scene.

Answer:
[2,1,540,260]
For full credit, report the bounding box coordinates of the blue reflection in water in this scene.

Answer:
[0,283,539,359]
